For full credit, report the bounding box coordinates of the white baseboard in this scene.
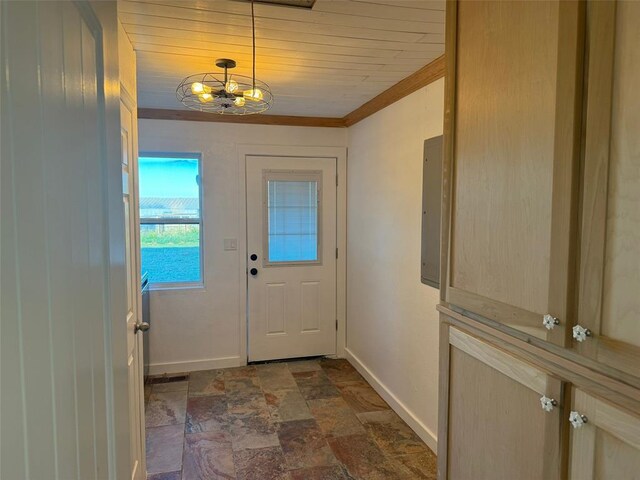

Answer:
[344,347,438,453]
[147,356,245,376]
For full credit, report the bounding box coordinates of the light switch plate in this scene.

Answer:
[224,238,237,251]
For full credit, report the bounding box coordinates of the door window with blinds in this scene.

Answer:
[139,153,203,286]
[263,170,322,266]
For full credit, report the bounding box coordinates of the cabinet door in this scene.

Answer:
[569,389,640,479]
[443,0,584,343]
[575,0,640,380]
[445,327,565,480]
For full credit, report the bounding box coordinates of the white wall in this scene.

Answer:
[138,120,347,373]
[345,78,444,451]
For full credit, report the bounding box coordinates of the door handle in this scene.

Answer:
[135,322,150,334]
[250,268,258,276]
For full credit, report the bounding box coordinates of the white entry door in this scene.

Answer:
[247,156,337,362]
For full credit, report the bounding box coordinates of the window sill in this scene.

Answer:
[149,283,205,292]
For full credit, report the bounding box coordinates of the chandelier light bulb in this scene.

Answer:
[234,97,246,107]
[225,79,239,93]
[243,88,264,101]
[198,93,213,103]
[191,82,210,95]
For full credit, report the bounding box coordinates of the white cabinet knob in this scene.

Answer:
[572,325,592,342]
[543,314,560,330]
[569,411,588,429]
[540,395,558,412]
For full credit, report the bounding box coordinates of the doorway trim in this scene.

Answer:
[237,145,347,364]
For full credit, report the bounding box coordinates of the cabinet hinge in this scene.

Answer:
[336,319,338,331]
[336,174,338,187]
[336,247,339,259]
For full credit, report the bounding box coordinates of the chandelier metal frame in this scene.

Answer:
[175,1,273,115]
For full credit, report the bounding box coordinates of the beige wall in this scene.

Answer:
[138,119,347,373]
[345,78,445,450]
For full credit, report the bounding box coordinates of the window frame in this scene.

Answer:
[262,169,323,267]
[139,151,204,289]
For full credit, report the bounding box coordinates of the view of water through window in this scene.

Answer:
[139,156,202,284]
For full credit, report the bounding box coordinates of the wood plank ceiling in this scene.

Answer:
[119,0,445,117]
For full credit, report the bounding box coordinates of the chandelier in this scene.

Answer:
[176,1,273,115]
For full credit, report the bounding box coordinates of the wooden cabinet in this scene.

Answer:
[442,0,584,344]
[439,1,640,479]
[575,0,640,380]
[569,389,640,480]
[444,327,564,480]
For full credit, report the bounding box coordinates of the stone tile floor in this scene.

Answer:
[145,358,436,480]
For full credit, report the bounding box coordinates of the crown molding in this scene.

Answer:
[137,108,346,127]
[343,55,445,127]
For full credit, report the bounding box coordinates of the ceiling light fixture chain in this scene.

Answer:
[252,0,256,91]
[175,0,272,115]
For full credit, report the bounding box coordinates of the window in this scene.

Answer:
[139,154,203,286]
[264,171,321,264]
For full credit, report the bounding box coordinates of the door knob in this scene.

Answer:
[250,253,258,261]
[543,314,560,330]
[572,325,592,342]
[540,395,558,412]
[135,322,150,334]
[250,268,258,276]
[569,411,588,429]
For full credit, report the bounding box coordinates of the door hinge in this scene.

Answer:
[336,174,338,187]
[336,319,338,331]
[336,247,339,259]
